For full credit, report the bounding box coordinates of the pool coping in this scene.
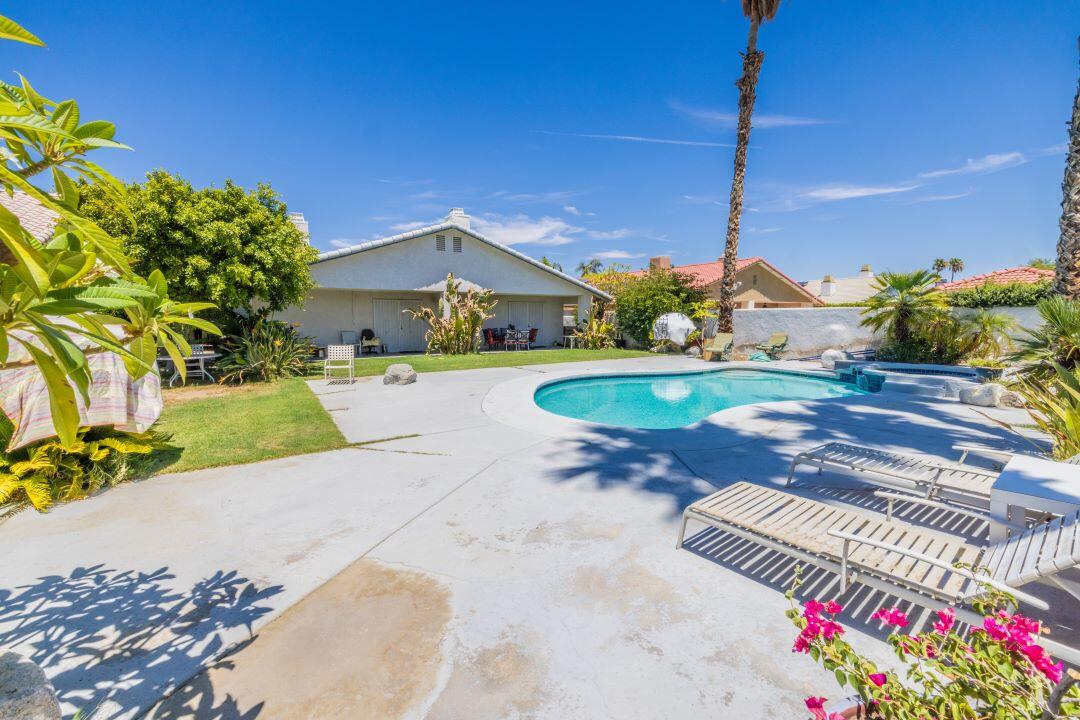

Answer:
[481,361,894,451]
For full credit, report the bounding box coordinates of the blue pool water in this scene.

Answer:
[534,369,865,429]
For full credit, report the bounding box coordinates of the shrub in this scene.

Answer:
[574,303,616,349]
[1009,296,1080,379]
[787,571,1078,719]
[611,268,708,344]
[1011,363,1080,460]
[876,309,1015,365]
[947,281,1054,308]
[408,274,497,355]
[0,423,171,516]
[860,270,946,344]
[216,319,315,383]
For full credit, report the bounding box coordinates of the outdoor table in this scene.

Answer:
[564,335,579,349]
[989,455,1080,540]
[160,352,221,387]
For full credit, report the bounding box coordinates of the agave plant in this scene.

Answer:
[860,269,946,344]
[215,319,314,384]
[408,274,497,355]
[1009,295,1080,379]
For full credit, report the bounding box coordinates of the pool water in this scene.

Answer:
[533,369,865,429]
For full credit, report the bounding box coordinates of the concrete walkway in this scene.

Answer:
[0,355,1065,719]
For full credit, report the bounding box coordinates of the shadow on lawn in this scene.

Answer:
[0,565,281,719]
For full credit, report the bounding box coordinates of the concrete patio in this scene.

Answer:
[1,355,1072,719]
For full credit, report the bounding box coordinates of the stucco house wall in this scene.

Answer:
[727,265,815,308]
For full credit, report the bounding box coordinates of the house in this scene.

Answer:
[937,265,1054,291]
[802,264,879,304]
[278,209,610,351]
[642,255,821,308]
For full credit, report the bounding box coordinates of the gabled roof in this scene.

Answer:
[632,256,822,304]
[315,222,611,300]
[802,274,879,304]
[938,265,1054,291]
[0,190,59,241]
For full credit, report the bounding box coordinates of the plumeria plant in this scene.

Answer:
[785,569,1079,719]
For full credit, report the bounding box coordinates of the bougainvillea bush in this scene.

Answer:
[786,577,1079,719]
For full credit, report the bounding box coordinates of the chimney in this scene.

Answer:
[288,212,309,241]
[445,207,471,230]
[649,255,671,270]
[859,264,873,278]
[820,274,836,297]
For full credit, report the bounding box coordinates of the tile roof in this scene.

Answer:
[631,256,821,303]
[938,266,1054,291]
[0,190,59,241]
[315,221,611,300]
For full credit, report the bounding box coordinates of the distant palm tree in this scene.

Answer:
[1055,39,1080,298]
[932,258,947,275]
[540,256,563,272]
[576,259,603,276]
[715,0,783,334]
[1029,257,1055,270]
[948,257,964,282]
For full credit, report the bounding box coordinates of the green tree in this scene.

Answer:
[612,268,707,344]
[1029,257,1054,270]
[540,255,563,272]
[0,15,219,446]
[948,257,965,282]
[860,270,946,344]
[576,258,604,276]
[716,0,783,334]
[80,170,318,324]
[932,258,947,274]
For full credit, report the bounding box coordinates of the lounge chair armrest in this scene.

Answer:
[952,444,1016,468]
[872,491,1029,532]
[826,529,1049,611]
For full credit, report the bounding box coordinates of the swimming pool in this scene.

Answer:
[533,369,865,429]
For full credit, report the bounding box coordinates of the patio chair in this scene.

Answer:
[702,333,734,362]
[677,481,1080,665]
[755,332,788,359]
[324,344,354,382]
[786,441,1002,510]
[359,329,385,355]
[527,328,538,349]
[340,331,358,354]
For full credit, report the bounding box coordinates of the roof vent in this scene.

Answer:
[859,264,873,278]
[821,274,836,296]
[649,255,671,270]
[444,207,471,230]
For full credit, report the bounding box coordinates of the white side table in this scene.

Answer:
[989,455,1080,540]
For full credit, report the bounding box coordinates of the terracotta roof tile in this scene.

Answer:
[629,256,821,304]
[0,191,59,241]
[938,266,1054,291]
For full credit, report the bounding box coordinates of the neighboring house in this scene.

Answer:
[802,264,879,304]
[278,209,610,351]
[0,190,59,241]
[642,255,821,308]
[937,265,1054,292]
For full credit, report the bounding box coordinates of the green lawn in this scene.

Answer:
[319,347,653,377]
[152,378,348,474]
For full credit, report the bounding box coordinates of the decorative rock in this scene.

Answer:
[999,390,1026,408]
[383,363,417,385]
[959,383,1006,407]
[684,346,702,358]
[820,348,848,370]
[651,313,696,347]
[0,652,61,720]
[941,380,966,399]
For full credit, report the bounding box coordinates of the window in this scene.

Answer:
[435,235,446,251]
[452,236,462,253]
[752,273,758,286]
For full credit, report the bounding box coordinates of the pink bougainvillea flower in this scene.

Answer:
[981,616,1009,642]
[824,600,843,614]
[871,607,909,628]
[932,607,955,635]
[868,673,887,687]
[803,599,825,618]
[1011,614,1041,636]
[805,696,827,710]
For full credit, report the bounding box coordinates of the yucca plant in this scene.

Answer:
[215,319,314,384]
[0,422,170,516]
[1010,295,1080,379]
[408,273,497,355]
[574,302,616,349]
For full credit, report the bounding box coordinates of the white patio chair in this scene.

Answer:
[677,481,1080,665]
[324,344,354,382]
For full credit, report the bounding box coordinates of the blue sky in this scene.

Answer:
[5,1,1078,281]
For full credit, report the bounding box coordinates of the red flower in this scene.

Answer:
[868,672,887,687]
[932,608,955,635]
[805,696,827,710]
[871,607,909,628]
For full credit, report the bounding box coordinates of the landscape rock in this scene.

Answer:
[999,390,1026,408]
[0,652,60,720]
[820,348,848,370]
[941,380,966,399]
[684,346,702,358]
[383,363,417,385]
[959,383,1006,407]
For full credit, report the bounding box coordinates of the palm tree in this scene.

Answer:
[860,270,946,344]
[932,258,947,275]
[947,258,964,282]
[1054,39,1080,298]
[540,256,563,272]
[1010,295,1080,378]
[715,0,783,333]
[576,259,603,276]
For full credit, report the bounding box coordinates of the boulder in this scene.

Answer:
[652,313,696,347]
[383,363,417,385]
[959,383,1006,407]
[941,380,966,399]
[684,346,702,358]
[999,390,1026,408]
[820,349,848,370]
[0,652,60,720]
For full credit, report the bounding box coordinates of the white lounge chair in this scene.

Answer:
[324,344,354,382]
[787,442,1001,509]
[677,481,1080,664]
[954,444,1080,470]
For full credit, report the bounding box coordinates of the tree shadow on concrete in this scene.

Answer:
[0,564,281,719]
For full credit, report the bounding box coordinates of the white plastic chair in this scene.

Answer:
[324,344,354,382]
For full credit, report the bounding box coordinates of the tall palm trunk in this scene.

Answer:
[716,22,764,333]
[1054,38,1080,299]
